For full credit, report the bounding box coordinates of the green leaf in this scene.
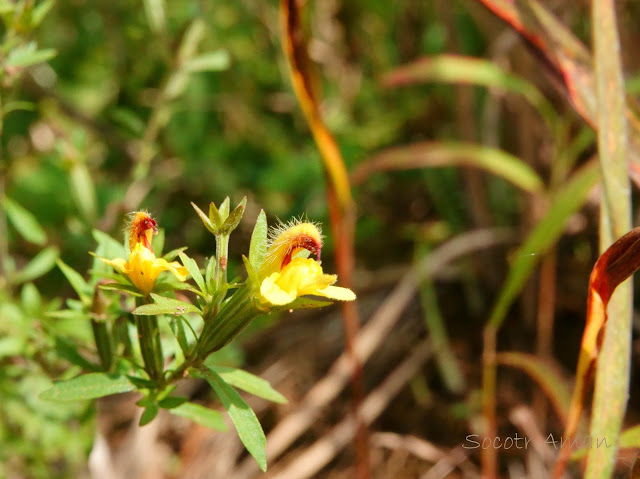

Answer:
[10,246,59,285]
[169,317,190,356]
[273,296,333,311]
[69,163,97,221]
[178,251,205,292]
[45,309,87,321]
[191,201,217,234]
[2,196,47,245]
[209,200,223,228]
[496,352,570,421]
[21,282,42,313]
[142,0,166,33]
[3,101,35,115]
[352,141,544,194]
[139,405,159,426]
[382,54,555,126]
[242,255,259,287]
[222,196,247,233]
[217,197,231,222]
[196,368,266,471]
[132,293,200,316]
[158,395,188,409]
[6,42,57,68]
[487,160,599,330]
[184,50,231,72]
[40,373,134,401]
[152,228,165,256]
[168,401,227,431]
[57,259,91,303]
[99,282,144,297]
[249,210,268,272]
[162,246,188,262]
[205,365,287,404]
[31,0,55,27]
[92,230,126,261]
[205,255,216,293]
[53,336,99,372]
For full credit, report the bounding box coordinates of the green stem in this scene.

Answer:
[91,319,113,371]
[197,285,261,360]
[214,233,230,296]
[136,311,164,381]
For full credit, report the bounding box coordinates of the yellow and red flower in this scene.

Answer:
[258,221,355,306]
[100,212,188,295]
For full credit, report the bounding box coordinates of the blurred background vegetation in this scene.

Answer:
[3,0,640,478]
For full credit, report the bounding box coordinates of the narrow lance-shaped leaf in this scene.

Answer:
[40,373,135,401]
[2,197,47,246]
[382,54,555,127]
[204,364,287,404]
[178,251,205,293]
[57,259,92,304]
[10,246,59,285]
[555,228,640,477]
[487,160,599,330]
[496,352,570,422]
[167,401,227,431]
[195,368,267,471]
[132,293,200,316]
[351,141,544,194]
[191,201,217,234]
[249,210,268,272]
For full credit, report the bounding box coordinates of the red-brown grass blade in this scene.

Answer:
[279,2,369,478]
[476,0,640,187]
[554,227,640,478]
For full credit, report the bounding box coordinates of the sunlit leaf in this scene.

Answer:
[496,352,570,421]
[10,246,59,285]
[168,401,227,431]
[184,50,231,72]
[196,368,267,471]
[56,259,92,304]
[205,365,287,404]
[382,54,554,125]
[249,210,268,272]
[132,293,200,316]
[178,252,205,292]
[2,196,47,245]
[40,373,134,401]
[352,141,544,194]
[487,160,599,330]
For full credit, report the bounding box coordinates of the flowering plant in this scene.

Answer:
[41,198,354,471]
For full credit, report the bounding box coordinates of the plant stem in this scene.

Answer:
[91,320,113,371]
[215,233,230,297]
[135,298,164,381]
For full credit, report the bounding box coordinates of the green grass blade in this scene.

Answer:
[352,141,544,194]
[487,160,599,330]
[586,1,632,477]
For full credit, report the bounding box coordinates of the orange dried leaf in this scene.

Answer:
[555,227,640,478]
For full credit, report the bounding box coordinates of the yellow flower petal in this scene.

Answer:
[259,257,355,306]
[260,273,298,306]
[154,258,189,282]
[99,243,189,295]
[316,285,356,301]
[99,257,128,274]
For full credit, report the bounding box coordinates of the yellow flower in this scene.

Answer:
[260,257,356,306]
[100,212,188,295]
[258,221,355,306]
